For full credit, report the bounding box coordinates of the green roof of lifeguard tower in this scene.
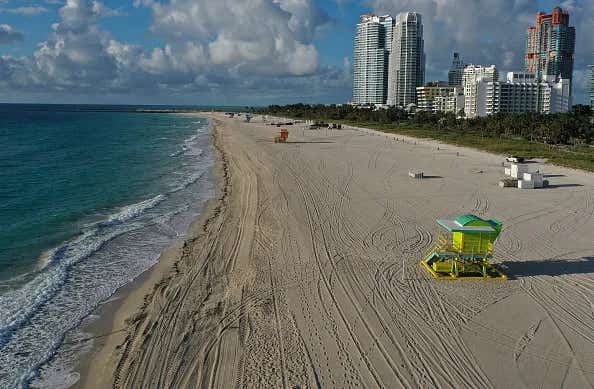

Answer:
[437,214,502,234]
[455,214,482,226]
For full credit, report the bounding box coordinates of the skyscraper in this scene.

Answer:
[352,15,394,105]
[387,12,425,108]
[448,52,466,86]
[525,7,575,84]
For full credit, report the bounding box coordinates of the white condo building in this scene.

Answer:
[463,65,499,118]
[475,72,571,116]
[387,12,425,108]
[352,15,394,105]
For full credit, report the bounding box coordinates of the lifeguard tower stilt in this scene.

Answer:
[421,214,507,280]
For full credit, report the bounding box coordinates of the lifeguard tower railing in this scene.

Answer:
[425,233,495,260]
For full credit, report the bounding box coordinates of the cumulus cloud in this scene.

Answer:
[31,0,118,88]
[142,0,325,77]
[0,24,23,44]
[0,0,349,103]
[370,0,593,103]
[277,0,331,42]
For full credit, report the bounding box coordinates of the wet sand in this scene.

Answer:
[81,113,594,388]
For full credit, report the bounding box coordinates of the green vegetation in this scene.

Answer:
[258,104,594,172]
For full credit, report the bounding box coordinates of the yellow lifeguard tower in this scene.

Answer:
[421,214,507,280]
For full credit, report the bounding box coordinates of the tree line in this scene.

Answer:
[257,104,593,145]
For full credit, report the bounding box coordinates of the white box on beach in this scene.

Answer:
[504,167,511,176]
[511,163,529,179]
[523,172,543,187]
[518,180,535,189]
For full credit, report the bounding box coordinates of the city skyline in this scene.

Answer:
[0,0,591,106]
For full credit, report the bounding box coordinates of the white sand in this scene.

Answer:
[86,113,594,389]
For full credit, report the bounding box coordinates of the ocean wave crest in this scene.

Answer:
[0,115,215,388]
[104,195,165,225]
[0,194,165,347]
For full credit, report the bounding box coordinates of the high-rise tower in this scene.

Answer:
[525,7,575,84]
[448,52,466,86]
[387,12,425,108]
[352,14,394,105]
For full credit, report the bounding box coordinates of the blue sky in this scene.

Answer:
[0,0,591,105]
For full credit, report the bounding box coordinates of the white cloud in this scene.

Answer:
[0,24,23,44]
[144,0,327,77]
[276,0,330,42]
[91,1,121,17]
[343,56,352,80]
[0,6,49,15]
[0,0,349,103]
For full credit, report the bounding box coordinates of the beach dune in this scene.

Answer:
[84,113,594,388]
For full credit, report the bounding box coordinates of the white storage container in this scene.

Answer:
[518,180,535,189]
[523,172,543,188]
[511,164,529,179]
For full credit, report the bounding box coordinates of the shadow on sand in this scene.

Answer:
[499,257,594,279]
[545,183,583,189]
[421,175,443,179]
[287,141,334,144]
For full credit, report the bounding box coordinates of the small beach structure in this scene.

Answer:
[502,163,547,189]
[408,171,424,179]
[421,214,507,280]
[508,163,529,179]
[274,129,289,143]
[519,172,547,189]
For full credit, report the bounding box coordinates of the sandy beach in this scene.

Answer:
[81,113,594,388]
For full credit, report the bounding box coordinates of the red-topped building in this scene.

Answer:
[525,7,575,86]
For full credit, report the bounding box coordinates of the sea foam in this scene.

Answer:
[0,117,215,389]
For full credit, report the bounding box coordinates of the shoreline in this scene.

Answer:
[73,115,227,388]
[74,113,594,388]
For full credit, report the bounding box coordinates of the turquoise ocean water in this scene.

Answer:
[0,105,216,388]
